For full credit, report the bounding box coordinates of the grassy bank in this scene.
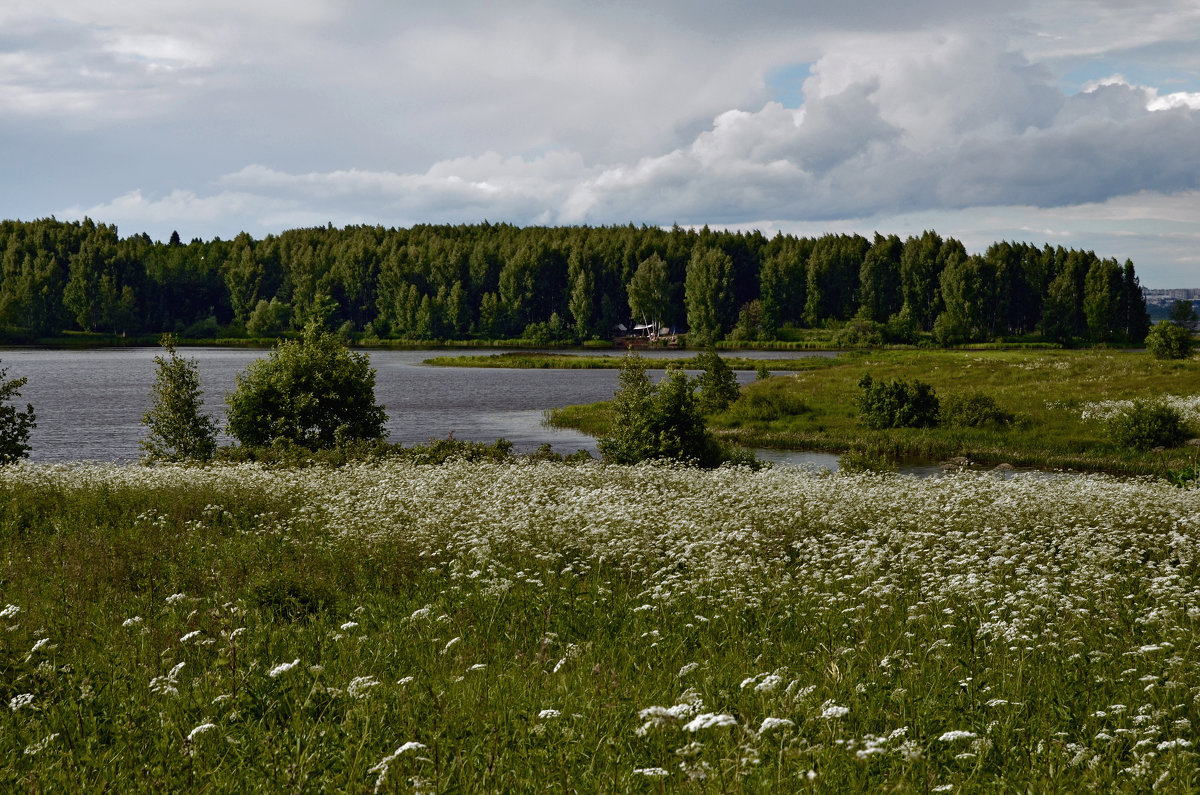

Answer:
[3,460,1199,790]
[547,349,1200,476]
[424,351,843,370]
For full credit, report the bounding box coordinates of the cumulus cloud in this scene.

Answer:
[4,1,1198,285]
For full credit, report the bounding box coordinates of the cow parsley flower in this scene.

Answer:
[682,712,737,732]
[348,676,381,699]
[938,730,977,742]
[633,767,669,778]
[758,717,795,734]
[187,723,216,742]
[269,658,300,678]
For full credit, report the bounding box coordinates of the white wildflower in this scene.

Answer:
[938,730,977,742]
[180,630,201,643]
[0,604,20,620]
[269,658,300,678]
[441,637,461,655]
[10,693,34,711]
[165,592,188,605]
[340,621,359,631]
[538,709,561,719]
[187,723,217,742]
[820,701,849,719]
[22,733,58,756]
[683,712,737,732]
[348,676,381,699]
[758,717,795,734]
[678,662,699,678]
[633,767,670,778]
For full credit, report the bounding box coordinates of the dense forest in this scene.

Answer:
[0,217,1150,345]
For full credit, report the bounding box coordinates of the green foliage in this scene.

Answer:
[694,349,740,414]
[598,355,729,467]
[1167,300,1198,331]
[855,373,940,429]
[627,253,672,330]
[0,219,1156,347]
[684,247,733,346]
[834,318,886,347]
[245,297,291,337]
[1145,321,1194,360]
[1108,399,1190,450]
[938,390,1014,428]
[0,361,35,464]
[225,321,388,449]
[722,377,810,423]
[140,334,218,463]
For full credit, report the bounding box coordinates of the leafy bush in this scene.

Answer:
[1145,321,1194,360]
[694,349,740,414]
[834,319,886,347]
[723,378,810,423]
[598,355,741,467]
[225,321,388,449]
[938,390,1014,428]
[855,374,940,429]
[0,361,35,464]
[140,334,218,463]
[1108,399,1190,450]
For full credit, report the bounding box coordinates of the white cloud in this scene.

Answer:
[7,0,1199,287]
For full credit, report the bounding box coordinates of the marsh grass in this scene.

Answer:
[2,460,1199,790]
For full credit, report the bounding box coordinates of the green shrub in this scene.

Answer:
[938,390,1014,428]
[1145,322,1194,360]
[834,319,886,347]
[855,374,940,429]
[695,349,740,414]
[225,321,388,449]
[598,355,737,467]
[1108,399,1190,450]
[0,361,35,464]
[723,378,810,423]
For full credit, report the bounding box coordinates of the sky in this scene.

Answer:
[2,1,1199,286]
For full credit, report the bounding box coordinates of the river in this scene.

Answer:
[0,347,841,465]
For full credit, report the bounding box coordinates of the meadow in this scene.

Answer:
[3,458,1199,791]
[546,349,1200,476]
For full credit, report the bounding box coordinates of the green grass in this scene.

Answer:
[2,460,1199,790]
[548,349,1200,476]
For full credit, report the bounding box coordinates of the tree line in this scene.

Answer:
[0,218,1149,345]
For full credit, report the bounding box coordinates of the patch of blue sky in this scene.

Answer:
[1059,60,1200,95]
[766,62,811,108]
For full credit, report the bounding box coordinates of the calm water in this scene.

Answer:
[0,347,828,463]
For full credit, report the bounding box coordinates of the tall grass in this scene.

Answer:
[2,459,1199,790]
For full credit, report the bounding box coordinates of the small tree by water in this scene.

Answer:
[598,353,745,468]
[225,321,387,449]
[140,334,217,463]
[0,360,35,464]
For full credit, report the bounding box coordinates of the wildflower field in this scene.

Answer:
[2,459,1199,791]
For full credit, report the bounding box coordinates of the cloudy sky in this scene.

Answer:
[3,1,1198,285]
